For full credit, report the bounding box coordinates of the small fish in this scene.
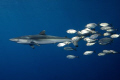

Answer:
[83,51,95,55]
[100,26,112,30]
[98,53,106,56]
[86,42,96,46]
[84,37,97,43]
[66,29,77,34]
[89,34,100,39]
[109,50,118,54]
[87,39,96,43]
[85,23,97,29]
[57,43,66,47]
[99,23,109,26]
[106,29,118,32]
[64,41,71,45]
[102,50,118,54]
[103,32,111,36]
[66,55,79,59]
[98,38,113,45]
[110,34,120,38]
[64,47,77,51]
[77,28,91,35]
[80,30,91,35]
[84,37,95,41]
[103,50,112,54]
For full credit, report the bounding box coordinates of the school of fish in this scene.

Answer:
[57,23,120,59]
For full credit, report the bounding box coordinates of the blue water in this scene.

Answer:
[0,0,120,80]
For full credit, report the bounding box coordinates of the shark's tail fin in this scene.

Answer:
[73,41,79,47]
[71,36,81,47]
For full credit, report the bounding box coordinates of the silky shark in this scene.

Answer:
[9,30,80,49]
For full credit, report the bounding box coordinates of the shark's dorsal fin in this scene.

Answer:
[39,30,46,35]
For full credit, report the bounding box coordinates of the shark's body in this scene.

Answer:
[9,30,78,49]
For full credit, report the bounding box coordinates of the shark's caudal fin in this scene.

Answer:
[73,41,79,47]
[71,36,81,47]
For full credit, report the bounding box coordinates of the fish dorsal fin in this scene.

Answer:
[39,30,46,35]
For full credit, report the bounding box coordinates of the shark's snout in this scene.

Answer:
[9,38,19,41]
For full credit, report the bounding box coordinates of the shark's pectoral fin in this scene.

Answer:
[30,41,40,46]
[39,30,46,35]
[29,44,35,49]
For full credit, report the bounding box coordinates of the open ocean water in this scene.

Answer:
[0,0,120,80]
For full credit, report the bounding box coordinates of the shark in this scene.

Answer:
[9,30,80,49]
